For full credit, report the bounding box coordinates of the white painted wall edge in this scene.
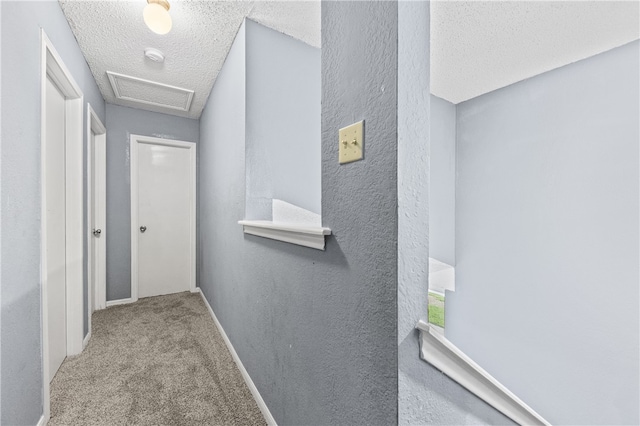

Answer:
[195,288,277,426]
[82,329,91,350]
[272,199,321,227]
[416,320,550,426]
[105,298,135,308]
[428,257,455,292]
[238,220,331,250]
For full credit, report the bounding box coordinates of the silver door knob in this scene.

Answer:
[93,229,102,236]
[140,226,147,233]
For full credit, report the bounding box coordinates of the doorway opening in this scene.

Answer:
[87,104,107,341]
[130,134,197,301]
[40,29,85,421]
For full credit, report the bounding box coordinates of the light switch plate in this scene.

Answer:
[339,120,364,164]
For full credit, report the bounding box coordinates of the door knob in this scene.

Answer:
[93,228,102,236]
[140,226,147,233]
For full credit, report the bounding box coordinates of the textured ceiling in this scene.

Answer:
[60,1,639,116]
[59,0,320,119]
[431,1,640,104]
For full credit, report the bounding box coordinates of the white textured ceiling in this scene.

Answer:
[431,1,640,104]
[60,1,639,116]
[59,0,320,119]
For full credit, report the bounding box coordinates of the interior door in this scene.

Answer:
[90,130,106,311]
[137,142,192,298]
[45,76,67,381]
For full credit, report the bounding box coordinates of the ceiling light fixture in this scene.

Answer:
[143,0,172,35]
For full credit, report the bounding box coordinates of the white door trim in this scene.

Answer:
[86,103,106,346]
[40,29,85,422]
[130,134,197,302]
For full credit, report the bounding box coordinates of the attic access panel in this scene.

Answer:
[107,71,194,112]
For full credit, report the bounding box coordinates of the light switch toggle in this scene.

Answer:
[339,120,364,164]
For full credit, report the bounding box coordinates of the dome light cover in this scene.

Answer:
[143,0,172,35]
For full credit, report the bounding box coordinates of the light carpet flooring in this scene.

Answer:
[50,292,266,426]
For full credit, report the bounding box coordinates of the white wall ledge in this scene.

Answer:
[416,320,550,426]
[238,220,331,250]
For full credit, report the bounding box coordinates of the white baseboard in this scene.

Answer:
[37,414,47,426]
[195,288,277,426]
[82,329,91,350]
[106,297,134,307]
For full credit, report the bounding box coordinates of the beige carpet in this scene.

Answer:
[50,292,266,426]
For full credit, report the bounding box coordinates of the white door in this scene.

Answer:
[90,129,106,311]
[136,141,193,298]
[45,76,67,381]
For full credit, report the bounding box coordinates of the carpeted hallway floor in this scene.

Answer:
[49,292,266,426]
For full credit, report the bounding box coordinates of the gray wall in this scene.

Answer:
[449,40,640,425]
[398,3,512,424]
[0,1,105,424]
[199,3,399,423]
[245,20,321,218]
[429,95,456,266]
[105,104,199,301]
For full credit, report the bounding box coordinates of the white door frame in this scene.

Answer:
[130,134,197,302]
[40,29,84,422]
[86,103,107,342]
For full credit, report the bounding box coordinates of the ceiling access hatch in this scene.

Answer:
[107,71,194,113]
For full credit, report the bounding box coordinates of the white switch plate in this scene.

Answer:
[339,120,364,164]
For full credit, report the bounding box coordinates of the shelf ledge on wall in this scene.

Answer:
[416,320,550,426]
[238,220,331,251]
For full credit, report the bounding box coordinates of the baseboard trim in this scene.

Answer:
[37,414,47,426]
[196,288,277,426]
[82,329,91,350]
[106,298,134,307]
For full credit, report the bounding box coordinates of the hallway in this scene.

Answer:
[49,293,265,425]
[1,1,639,424]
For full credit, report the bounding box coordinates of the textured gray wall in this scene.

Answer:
[245,20,321,218]
[449,40,640,425]
[199,3,398,423]
[397,3,512,424]
[198,17,246,310]
[397,0,432,347]
[105,104,199,301]
[0,2,105,424]
[429,95,456,266]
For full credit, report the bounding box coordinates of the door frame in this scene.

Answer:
[40,29,85,421]
[129,134,197,302]
[86,103,107,341]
